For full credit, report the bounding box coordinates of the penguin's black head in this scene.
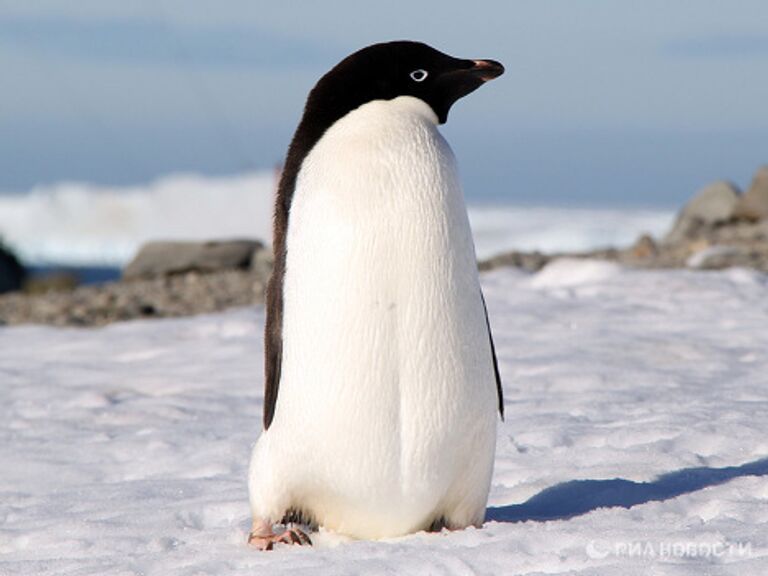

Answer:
[304,41,504,126]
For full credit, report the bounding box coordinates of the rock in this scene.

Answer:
[733,166,768,221]
[686,244,752,269]
[630,234,658,259]
[0,242,25,294]
[0,268,268,327]
[478,250,551,273]
[250,246,274,281]
[23,272,78,295]
[664,181,741,244]
[123,239,264,280]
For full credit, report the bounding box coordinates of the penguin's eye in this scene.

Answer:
[409,69,428,82]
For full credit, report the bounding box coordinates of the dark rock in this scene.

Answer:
[0,241,25,294]
[733,166,768,222]
[123,239,264,280]
[664,181,740,244]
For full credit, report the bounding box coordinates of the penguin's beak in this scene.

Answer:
[470,59,505,82]
[432,55,505,123]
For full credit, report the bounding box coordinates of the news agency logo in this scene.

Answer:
[586,539,753,560]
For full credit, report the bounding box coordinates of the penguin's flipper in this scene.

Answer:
[480,291,504,420]
[263,163,297,431]
[263,261,285,430]
[263,341,281,431]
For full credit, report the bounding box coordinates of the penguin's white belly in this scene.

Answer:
[249,97,497,539]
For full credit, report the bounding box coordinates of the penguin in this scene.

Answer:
[248,40,505,550]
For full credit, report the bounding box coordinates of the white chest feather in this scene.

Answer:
[250,96,497,538]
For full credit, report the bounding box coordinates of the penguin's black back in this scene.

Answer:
[262,41,504,429]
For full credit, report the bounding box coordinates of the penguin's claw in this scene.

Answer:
[295,528,312,545]
[248,526,313,550]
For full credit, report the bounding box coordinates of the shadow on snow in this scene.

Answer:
[486,457,768,523]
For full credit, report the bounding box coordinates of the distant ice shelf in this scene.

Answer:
[0,171,674,267]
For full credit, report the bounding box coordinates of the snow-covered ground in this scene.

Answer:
[0,172,673,266]
[2,261,767,575]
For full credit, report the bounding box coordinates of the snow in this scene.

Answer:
[0,172,674,266]
[2,261,768,575]
[468,204,673,260]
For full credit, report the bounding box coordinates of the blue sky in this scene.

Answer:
[1,0,767,206]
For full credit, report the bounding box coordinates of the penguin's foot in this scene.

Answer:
[248,518,312,551]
